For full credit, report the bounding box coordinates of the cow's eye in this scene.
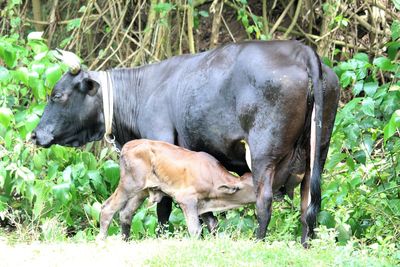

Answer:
[52,93,63,101]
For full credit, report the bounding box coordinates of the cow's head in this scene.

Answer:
[32,67,105,148]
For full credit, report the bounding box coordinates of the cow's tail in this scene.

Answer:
[304,46,324,237]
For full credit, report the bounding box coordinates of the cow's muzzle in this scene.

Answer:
[31,129,54,148]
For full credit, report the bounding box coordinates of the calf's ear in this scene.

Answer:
[80,77,100,96]
[217,183,243,194]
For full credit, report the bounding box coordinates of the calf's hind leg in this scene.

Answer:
[98,188,129,240]
[119,191,148,241]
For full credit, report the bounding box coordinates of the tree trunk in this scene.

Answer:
[32,0,43,31]
[317,0,338,56]
[210,0,223,48]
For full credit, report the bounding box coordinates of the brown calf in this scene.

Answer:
[98,139,255,239]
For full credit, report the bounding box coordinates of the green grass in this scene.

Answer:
[143,238,397,267]
[0,230,398,267]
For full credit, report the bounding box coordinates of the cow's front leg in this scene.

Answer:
[157,197,173,231]
[200,212,218,235]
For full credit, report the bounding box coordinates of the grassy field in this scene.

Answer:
[0,234,398,267]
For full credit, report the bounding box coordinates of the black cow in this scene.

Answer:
[32,40,339,245]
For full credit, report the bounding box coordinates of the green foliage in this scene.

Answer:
[0,17,399,258]
[322,24,400,246]
[235,0,268,40]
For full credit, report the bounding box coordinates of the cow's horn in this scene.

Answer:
[55,48,81,75]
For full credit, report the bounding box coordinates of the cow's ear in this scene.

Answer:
[80,77,100,96]
[217,184,242,194]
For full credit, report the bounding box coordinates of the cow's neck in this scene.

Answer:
[106,68,146,147]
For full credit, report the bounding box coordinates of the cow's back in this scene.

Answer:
[169,41,311,173]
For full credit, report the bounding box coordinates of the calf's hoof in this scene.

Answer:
[96,233,106,242]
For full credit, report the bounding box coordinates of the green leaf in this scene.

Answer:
[87,170,107,196]
[338,60,357,71]
[47,163,59,180]
[387,41,400,60]
[392,0,400,10]
[384,110,400,142]
[28,40,48,54]
[132,209,146,236]
[153,3,175,14]
[30,76,46,100]
[354,52,369,62]
[0,66,10,83]
[353,81,363,95]
[354,150,367,165]
[363,82,378,97]
[144,216,157,236]
[373,57,396,72]
[348,176,361,189]
[33,150,46,170]
[67,18,81,31]
[388,199,400,216]
[52,182,71,202]
[0,107,13,128]
[102,160,120,189]
[0,45,17,68]
[325,152,346,171]
[361,97,375,116]
[337,223,351,245]
[322,57,333,68]
[14,67,29,85]
[91,202,101,222]
[340,71,356,87]
[345,156,355,171]
[391,20,400,40]
[45,65,62,88]
[246,26,254,34]
[198,10,209,17]
[318,211,335,228]
[31,63,46,75]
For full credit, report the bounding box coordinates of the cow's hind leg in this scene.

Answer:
[254,164,275,239]
[248,134,289,240]
[98,188,129,240]
[200,212,218,235]
[119,191,148,241]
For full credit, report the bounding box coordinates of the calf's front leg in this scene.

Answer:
[179,198,202,237]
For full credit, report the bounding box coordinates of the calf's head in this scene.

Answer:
[32,70,105,147]
[219,172,255,204]
[199,172,256,214]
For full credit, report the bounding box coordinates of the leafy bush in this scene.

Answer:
[0,18,399,258]
[0,34,121,238]
[319,20,400,245]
